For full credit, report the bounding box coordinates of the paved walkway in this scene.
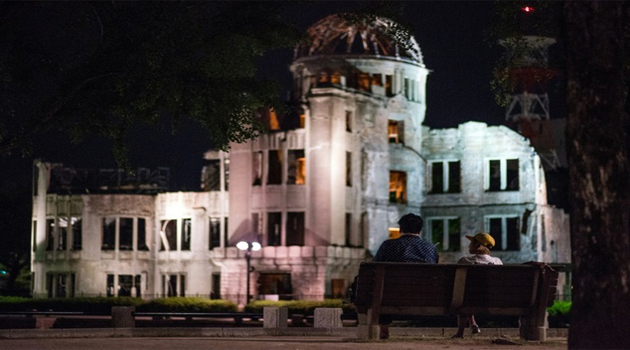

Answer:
[0,336,567,350]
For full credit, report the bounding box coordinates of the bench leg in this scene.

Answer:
[519,315,548,341]
[357,311,380,340]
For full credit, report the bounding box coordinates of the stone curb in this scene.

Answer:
[0,327,568,340]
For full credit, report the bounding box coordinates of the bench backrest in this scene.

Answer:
[354,263,558,317]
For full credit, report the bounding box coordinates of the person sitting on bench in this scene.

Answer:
[373,213,439,339]
[452,232,503,338]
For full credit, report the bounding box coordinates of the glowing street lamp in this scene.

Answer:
[236,241,261,305]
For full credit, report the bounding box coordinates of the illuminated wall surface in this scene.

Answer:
[31,15,570,303]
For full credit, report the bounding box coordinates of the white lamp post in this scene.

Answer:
[236,241,261,305]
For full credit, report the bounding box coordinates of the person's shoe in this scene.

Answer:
[451,333,464,339]
[470,324,481,334]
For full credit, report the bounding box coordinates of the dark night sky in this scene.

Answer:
[1,2,556,195]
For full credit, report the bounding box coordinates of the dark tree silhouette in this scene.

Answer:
[564,2,630,348]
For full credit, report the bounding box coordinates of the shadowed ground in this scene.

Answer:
[0,336,567,350]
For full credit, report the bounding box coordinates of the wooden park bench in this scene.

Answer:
[353,262,559,341]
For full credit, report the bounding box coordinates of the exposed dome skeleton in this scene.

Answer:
[294,14,423,65]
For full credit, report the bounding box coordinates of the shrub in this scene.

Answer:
[244,299,354,315]
[136,297,237,313]
[547,300,571,327]
[547,300,571,316]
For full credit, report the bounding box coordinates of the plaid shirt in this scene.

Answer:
[373,234,439,263]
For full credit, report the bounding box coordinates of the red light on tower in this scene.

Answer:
[522,6,535,13]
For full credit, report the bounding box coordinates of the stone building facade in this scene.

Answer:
[30,14,570,303]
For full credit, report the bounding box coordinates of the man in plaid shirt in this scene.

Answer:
[374,213,439,263]
[372,213,439,338]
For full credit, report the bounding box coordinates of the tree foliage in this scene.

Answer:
[0,2,301,169]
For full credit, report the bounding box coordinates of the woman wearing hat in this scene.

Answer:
[452,232,503,338]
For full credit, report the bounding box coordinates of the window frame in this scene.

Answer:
[484,157,520,192]
[484,214,521,251]
[428,159,461,194]
[426,216,461,252]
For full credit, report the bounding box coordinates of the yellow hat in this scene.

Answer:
[465,232,496,249]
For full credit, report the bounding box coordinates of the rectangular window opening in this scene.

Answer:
[137,218,148,251]
[209,218,221,250]
[119,218,133,251]
[346,152,352,187]
[267,212,282,246]
[345,213,352,247]
[286,212,305,246]
[389,171,407,204]
[181,218,192,251]
[160,220,177,251]
[46,219,55,251]
[267,150,282,185]
[71,217,82,250]
[253,151,263,186]
[287,150,306,185]
[102,218,116,251]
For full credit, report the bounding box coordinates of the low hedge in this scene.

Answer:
[0,296,236,314]
[136,297,237,313]
[244,299,354,315]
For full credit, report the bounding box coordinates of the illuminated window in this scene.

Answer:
[269,108,280,131]
[430,160,461,193]
[267,150,282,185]
[487,158,519,191]
[331,279,345,298]
[299,114,306,128]
[346,152,352,187]
[286,212,304,246]
[388,120,404,144]
[486,215,520,251]
[331,72,341,85]
[318,72,329,83]
[358,73,370,91]
[385,75,393,96]
[389,171,407,204]
[267,212,282,246]
[388,227,400,239]
[345,111,352,132]
[427,217,461,252]
[287,150,305,185]
[252,151,262,186]
[371,74,383,86]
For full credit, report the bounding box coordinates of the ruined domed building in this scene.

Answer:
[31,15,570,302]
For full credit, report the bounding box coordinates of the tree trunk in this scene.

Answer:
[565,2,630,348]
